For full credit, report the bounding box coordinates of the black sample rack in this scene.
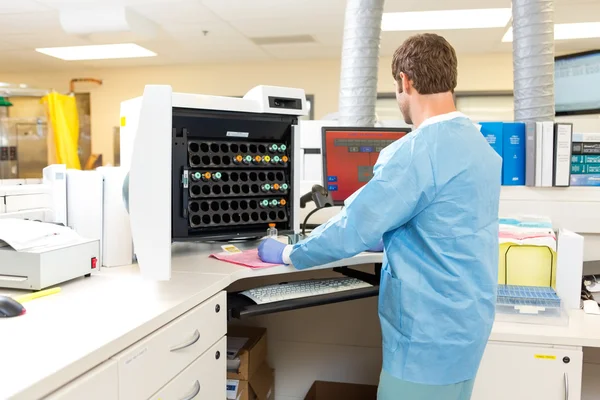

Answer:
[171,108,298,241]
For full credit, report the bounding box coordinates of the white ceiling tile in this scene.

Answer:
[1,32,92,49]
[163,20,242,38]
[384,0,511,13]
[0,0,51,13]
[35,0,180,7]
[201,0,346,21]
[312,32,343,46]
[0,11,62,34]
[264,43,340,60]
[229,15,344,38]
[129,0,220,25]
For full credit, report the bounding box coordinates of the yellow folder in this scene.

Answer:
[498,243,556,288]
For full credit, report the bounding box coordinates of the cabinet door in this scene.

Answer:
[44,360,118,400]
[472,342,582,400]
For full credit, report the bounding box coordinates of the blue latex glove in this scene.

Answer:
[367,239,384,252]
[258,238,287,264]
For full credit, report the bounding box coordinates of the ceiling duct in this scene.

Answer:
[338,0,385,127]
[59,7,158,42]
[512,0,555,122]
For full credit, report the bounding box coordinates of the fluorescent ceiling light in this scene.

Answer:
[503,22,600,42]
[382,8,512,31]
[35,43,156,61]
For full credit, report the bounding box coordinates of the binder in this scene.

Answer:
[541,121,555,187]
[480,122,503,183]
[535,122,543,186]
[502,122,526,185]
[553,122,572,187]
[525,122,536,186]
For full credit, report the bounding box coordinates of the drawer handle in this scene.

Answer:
[180,380,201,400]
[170,329,201,352]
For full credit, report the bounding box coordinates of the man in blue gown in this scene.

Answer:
[258,33,501,400]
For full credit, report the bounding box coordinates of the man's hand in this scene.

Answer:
[367,239,384,252]
[258,238,287,264]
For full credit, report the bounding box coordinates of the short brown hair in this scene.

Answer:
[391,33,458,95]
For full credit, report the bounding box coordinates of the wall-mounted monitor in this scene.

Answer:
[555,50,600,116]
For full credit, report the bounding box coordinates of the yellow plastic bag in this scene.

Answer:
[42,92,81,169]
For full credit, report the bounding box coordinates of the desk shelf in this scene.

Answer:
[227,285,379,319]
[228,264,381,319]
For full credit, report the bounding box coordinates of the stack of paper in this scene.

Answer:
[0,218,83,252]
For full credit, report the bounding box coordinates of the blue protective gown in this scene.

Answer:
[288,112,501,386]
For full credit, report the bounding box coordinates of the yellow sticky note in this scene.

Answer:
[221,245,241,253]
[535,354,556,360]
[120,116,126,127]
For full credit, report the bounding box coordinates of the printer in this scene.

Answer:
[0,219,99,290]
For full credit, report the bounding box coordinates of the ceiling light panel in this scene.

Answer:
[35,43,157,60]
[382,8,512,31]
[503,22,600,42]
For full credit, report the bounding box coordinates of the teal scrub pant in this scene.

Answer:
[377,370,475,400]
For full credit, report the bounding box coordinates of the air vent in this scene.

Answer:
[250,35,316,46]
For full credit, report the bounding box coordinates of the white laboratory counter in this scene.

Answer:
[1,243,598,400]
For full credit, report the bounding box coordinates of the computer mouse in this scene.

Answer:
[0,295,26,318]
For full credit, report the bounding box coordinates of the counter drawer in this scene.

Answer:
[44,360,118,400]
[113,291,226,400]
[149,335,226,400]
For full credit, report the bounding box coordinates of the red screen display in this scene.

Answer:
[324,129,409,203]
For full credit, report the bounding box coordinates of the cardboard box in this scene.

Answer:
[304,381,378,400]
[227,363,274,400]
[228,326,268,381]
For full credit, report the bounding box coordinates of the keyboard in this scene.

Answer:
[239,277,373,305]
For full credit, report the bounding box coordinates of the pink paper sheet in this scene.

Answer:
[210,249,279,269]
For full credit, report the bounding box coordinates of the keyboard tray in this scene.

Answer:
[227,285,379,320]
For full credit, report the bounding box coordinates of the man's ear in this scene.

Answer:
[399,72,411,94]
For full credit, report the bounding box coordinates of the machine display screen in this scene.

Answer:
[555,50,600,115]
[322,127,410,205]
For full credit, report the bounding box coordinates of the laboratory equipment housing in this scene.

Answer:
[120,85,308,279]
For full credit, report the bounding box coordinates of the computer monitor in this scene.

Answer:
[322,127,411,205]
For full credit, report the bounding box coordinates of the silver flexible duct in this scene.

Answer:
[338,0,385,127]
[512,0,555,122]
